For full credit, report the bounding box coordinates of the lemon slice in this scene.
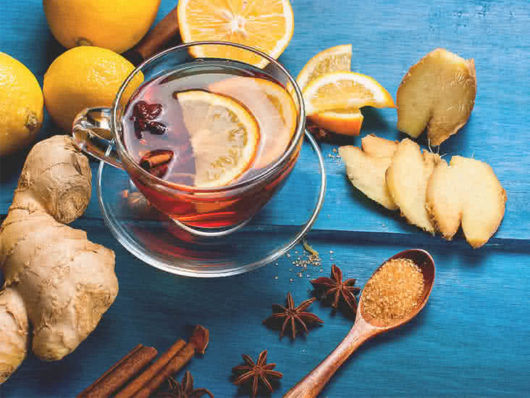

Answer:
[209,76,297,168]
[297,44,353,89]
[296,44,363,136]
[177,0,294,68]
[303,71,395,116]
[175,90,259,188]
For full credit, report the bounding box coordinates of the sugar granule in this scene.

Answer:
[361,258,424,326]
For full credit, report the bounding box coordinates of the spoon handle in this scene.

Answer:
[284,319,376,398]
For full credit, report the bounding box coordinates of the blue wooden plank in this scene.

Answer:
[1,222,529,397]
[1,0,530,397]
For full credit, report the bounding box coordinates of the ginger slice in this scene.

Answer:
[361,134,398,158]
[426,156,506,248]
[339,142,398,210]
[397,48,476,146]
[386,139,441,233]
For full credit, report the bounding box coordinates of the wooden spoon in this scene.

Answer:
[284,249,435,398]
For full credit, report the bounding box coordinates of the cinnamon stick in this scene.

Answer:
[140,149,174,170]
[134,344,196,398]
[132,325,210,398]
[115,339,186,398]
[123,4,180,65]
[77,344,158,398]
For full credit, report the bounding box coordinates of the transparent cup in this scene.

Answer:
[73,41,305,234]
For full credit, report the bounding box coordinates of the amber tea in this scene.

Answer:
[122,60,300,228]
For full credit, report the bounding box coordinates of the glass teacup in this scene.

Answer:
[73,42,305,232]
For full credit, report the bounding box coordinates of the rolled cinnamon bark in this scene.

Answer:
[77,344,158,398]
[115,339,186,398]
[133,344,196,398]
[123,4,180,65]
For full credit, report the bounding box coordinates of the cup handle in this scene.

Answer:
[72,107,124,169]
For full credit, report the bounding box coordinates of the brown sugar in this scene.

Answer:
[361,258,424,326]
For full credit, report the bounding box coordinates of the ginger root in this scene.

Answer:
[396,48,476,146]
[0,135,118,383]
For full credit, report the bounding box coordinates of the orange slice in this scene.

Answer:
[177,0,294,68]
[175,90,259,188]
[309,109,364,136]
[303,71,395,116]
[209,76,297,168]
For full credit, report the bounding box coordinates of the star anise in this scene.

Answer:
[232,350,282,397]
[131,100,167,138]
[263,292,323,339]
[156,371,213,398]
[311,264,361,315]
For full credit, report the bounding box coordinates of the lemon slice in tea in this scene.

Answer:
[209,77,297,168]
[175,90,260,188]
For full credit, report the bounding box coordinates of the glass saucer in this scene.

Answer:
[96,131,326,277]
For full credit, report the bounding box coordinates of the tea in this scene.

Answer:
[122,60,300,228]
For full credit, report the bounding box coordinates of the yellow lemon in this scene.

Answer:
[0,53,43,157]
[43,46,143,132]
[43,0,161,54]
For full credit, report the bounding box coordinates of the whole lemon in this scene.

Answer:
[0,53,43,157]
[43,46,143,131]
[43,0,161,54]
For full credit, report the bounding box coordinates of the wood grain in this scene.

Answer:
[1,0,529,397]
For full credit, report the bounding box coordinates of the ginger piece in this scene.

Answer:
[386,139,441,233]
[397,48,476,146]
[0,135,118,383]
[339,139,398,210]
[0,290,28,383]
[361,134,398,158]
[426,155,506,248]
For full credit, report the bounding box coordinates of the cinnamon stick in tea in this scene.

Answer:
[77,344,157,398]
[140,149,174,170]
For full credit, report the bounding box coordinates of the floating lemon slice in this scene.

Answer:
[209,76,297,168]
[297,44,363,136]
[177,0,294,68]
[175,90,260,188]
[303,71,395,116]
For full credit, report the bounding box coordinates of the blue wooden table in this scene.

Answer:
[1,1,529,397]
